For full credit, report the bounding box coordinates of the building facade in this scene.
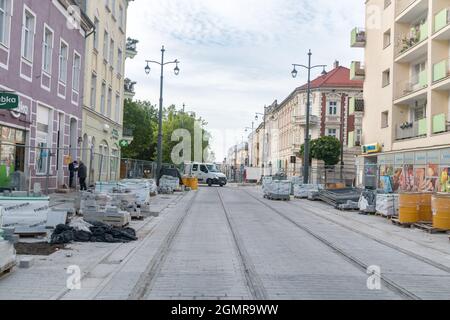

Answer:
[254,62,364,177]
[353,0,450,192]
[80,0,135,183]
[0,0,93,191]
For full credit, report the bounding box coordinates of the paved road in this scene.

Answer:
[3,186,450,300]
[133,186,450,300]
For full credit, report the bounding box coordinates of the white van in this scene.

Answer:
[185,163,227,187]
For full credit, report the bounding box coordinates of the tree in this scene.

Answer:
[121,99,158,160]
[300,136,341,166]
[160,105,211,164]
[310,136,341,166]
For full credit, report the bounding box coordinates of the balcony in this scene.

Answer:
[395,21,428,61]
[348,97,364,115]
[432,58,450,84]
[126,38,138,59]
[432,113,450,134]
[396,0,428,23]
[350,61,365,80]
[434,8,450,35]
[395,71,428,100]
[395,119,427,140]
[124,78,136,99]
[293,115,320,126]
[350,28,366,48]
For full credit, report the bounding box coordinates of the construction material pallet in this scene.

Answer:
[413,222,449,234]
[0,261,15,278]
[391,218,413,228]
[264,194,290,201]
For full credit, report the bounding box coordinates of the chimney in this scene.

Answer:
[333,60,340,69]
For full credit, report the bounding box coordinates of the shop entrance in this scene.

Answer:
[0,126,26,189]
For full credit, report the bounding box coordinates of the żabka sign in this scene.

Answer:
[0,92,19,110]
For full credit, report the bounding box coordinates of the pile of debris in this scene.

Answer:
[50,218,137,244]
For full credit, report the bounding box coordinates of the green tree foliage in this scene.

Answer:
[121,99,158,160]
[160,105,211,164]
[122,100,211,164]
[300,136,341,166]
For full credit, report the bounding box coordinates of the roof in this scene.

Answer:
[297,66,363,90]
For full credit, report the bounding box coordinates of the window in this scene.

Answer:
[22,9,35,61]
[327,128,337,138]
[383,29,391,48]
[355,129,362,145]
[382,69,390,87]
[107,87,112,117]
[103,30,109,61]
[0,0,11,46]
[100,82,106,114]
[58,41,68,83]
[42,27,53,73]
[119,5,124,30]
[115,94,120,122]
[328,101,338,115]
[90,74,97,108]
[109,39,114,66]
[381,111,389,128]
[117,48,122,74]
[72,53,81,91]
[200,165,208,173]
[93,18,99,50]
[412,61,426,85]
[36,105,51,174]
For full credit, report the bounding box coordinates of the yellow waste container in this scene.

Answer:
[189,177,199,190]
[399,193,420,224]
[432,193,450,230]
[419,193,432,222]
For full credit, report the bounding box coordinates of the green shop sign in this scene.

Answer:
[0,92,19,110]
[119,139,129,148]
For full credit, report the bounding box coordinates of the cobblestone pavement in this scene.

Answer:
[1,186,450,300]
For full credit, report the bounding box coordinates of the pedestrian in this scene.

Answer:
[78,161,87,191]
[68,161,78,188]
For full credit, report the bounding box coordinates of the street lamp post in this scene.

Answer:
[144,45,180,177]
[291,50,327,184]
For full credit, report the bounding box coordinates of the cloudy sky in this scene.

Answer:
[126,0,365,161]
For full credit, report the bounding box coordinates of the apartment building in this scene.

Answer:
[256,62,364,177]
[0,0,93,191]
[353,0,450,192]
[79,0,135,182]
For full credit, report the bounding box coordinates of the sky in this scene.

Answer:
[126,0,365,162]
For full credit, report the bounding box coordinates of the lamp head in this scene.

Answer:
[174,63,180,76]
[291,67,298,78]
[145,63,151,75]
[321,67,327,76]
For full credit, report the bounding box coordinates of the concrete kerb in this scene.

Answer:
[49,192,186,300]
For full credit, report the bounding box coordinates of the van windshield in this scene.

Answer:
[206,165,219,173]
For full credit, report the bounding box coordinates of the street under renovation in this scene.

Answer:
[1,186,450,300]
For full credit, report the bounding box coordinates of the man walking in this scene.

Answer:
[78,161,87,191]
[68,161,78,188]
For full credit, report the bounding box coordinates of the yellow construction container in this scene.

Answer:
[184,177,198,190]
[399,193,421,224]
[432,193,450,230]
[419,193,433,222]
